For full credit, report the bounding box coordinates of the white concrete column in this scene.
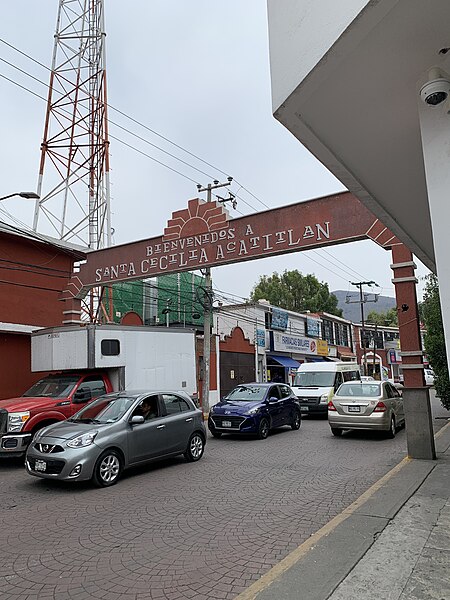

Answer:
[418,99,450,374]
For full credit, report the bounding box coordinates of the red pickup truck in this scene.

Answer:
[0,372,113,458]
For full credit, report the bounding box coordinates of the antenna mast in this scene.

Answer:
[33,0,111,250]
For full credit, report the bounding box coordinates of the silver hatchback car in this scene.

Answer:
[328,381,405,438]
[26,390,206,486]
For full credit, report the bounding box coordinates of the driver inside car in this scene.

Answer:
[140,397,159,420]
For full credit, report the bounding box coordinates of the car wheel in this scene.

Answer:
[257,418,270,440]
[387,416,396,439]
[92,450,123,487]
[185,433,205,462]
[291,410,301,430]
[331,428,343,437]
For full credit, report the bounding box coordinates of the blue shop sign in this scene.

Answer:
[256,328,266,347]
[306,317,320,338]
[271,308,288,331]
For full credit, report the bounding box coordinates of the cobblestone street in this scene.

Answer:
[1,393,447,600]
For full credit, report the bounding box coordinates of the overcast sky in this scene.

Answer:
[0,1,430,304]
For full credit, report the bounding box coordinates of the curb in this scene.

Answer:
[236,420,450,600]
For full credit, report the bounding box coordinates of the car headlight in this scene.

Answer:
[247,407,259,415]
[210,405,216,414]
[7,411,30,432]
[319,393,330,404]
[66,431,98,448]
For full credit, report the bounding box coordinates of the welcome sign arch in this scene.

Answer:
[62,191,400,301]
[58,190,431,457]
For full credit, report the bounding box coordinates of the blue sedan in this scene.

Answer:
[208,383,301,440]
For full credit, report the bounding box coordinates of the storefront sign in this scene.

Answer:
[256,328,266,348]
[272,332,318,355]
[317,340,328,356]
[388,349,402,364]
[306,317,320,337]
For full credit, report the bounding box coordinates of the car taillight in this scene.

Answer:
[374,401,387,412]
[328,401,337,411]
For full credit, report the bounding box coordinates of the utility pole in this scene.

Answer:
[196,178,233,416]
[366,322,379,378]
[373,322,378,378]
[348,281,379,376]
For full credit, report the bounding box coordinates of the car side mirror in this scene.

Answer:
[130,415,145,425]
[268,396,278,403]
[73,388,92,403]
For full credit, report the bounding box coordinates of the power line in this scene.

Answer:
[0,38,388,289]
[0,279,62,293]
[0,61,246,215]
[0,37,269,210]
[0,256,75,274]
[108,134,200,185]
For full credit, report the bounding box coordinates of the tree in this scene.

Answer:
[421,274,450,409]
[366,308,398,326]
[250,270,342,316]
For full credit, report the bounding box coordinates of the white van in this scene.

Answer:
[291,362,361,416]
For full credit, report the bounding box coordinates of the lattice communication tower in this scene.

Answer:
[33,0,111,250]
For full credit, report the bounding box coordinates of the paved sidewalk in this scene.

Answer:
[237,421,450,600]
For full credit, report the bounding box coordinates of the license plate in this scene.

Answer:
[300,406,309,412]
[34,459,47,472]
[348,405,360,413]
[222,420,232,427]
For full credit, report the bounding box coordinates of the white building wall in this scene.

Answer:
[267,0,371,110]
[284,314,306,337]
[215,305,265,344]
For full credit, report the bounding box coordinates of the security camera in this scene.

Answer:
[420,68,450,106]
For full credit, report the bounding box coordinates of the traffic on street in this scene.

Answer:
[1,390,447,600]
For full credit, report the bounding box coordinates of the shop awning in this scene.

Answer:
[267,355,300,369]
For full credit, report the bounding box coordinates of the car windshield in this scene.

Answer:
[336,383,381,397]
[225,386,267,402]
[69,395,136,423]
[293,372,335,387]
[22,376,79,398]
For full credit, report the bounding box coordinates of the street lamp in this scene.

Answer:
[0,192,40,202]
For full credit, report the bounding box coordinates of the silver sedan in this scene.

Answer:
[328,381,405,438]
[26,390,206,486]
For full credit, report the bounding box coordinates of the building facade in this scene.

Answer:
[215,301,355,390]
[0,224,85,399]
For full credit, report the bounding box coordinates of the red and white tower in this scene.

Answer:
[33,0,111,250]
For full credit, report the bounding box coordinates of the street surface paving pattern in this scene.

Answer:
[0,393,447,600]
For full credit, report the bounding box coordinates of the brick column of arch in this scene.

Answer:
[391,243,435,459]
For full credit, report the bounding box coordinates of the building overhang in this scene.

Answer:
[0,322,44,335]
[268,0,450,272]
